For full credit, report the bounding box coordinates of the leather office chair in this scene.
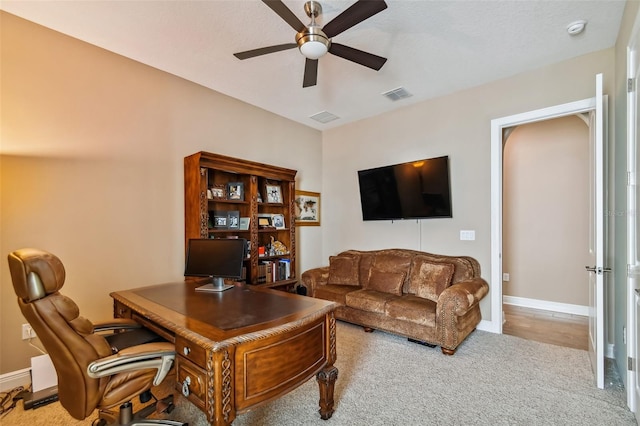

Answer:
[8,248,187,426]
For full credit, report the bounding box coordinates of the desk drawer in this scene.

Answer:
[176,356,206,410]
[175,336,206,367]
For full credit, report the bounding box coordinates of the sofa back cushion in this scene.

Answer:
[327,255,360,286]
[365,268,406,295]
[408,256,456,302]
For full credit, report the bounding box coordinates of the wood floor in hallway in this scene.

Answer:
[502,304,589,351]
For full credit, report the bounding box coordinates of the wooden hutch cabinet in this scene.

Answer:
[184,151,297,289]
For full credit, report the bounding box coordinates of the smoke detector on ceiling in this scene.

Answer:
[567,20,587,36]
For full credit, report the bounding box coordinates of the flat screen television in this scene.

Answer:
[357,156,452,221]
[184,238,246,292]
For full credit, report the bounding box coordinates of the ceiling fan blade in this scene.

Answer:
[322,0,387,38]
[234,43,297,60]
[302,58,319,87]
[262,0,307,32]
[328,43,387,71]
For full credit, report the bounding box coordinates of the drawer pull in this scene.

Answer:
[183,346,190,356]
[182,376,191,397]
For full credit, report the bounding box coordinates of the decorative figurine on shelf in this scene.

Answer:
[270,236,288,255]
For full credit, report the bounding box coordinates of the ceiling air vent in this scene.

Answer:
[381,87,412,101]
[310,111,340,124]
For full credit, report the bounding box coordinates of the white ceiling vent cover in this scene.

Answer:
[310,111,340,123]
[382,87,413,101]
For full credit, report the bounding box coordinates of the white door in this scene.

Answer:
[627,20,640,418]
[587,73,605,390]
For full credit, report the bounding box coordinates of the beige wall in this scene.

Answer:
[322,48,615,323]
[0,12,322,374]
[502,116,590,306]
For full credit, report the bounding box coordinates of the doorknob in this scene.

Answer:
[585,266,612,274]
[635,289,640,296]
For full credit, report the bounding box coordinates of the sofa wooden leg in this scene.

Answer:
[363,327,374,333]
[441,347,456,356]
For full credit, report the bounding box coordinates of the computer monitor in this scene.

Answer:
[184,238,246,292]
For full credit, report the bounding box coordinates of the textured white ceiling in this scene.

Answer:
[1,0,627,130]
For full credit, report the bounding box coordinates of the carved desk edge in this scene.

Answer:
[110,290,337,351]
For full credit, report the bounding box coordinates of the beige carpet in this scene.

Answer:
[1,321,635,425]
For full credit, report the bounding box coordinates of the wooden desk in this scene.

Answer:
[111,281,338,425]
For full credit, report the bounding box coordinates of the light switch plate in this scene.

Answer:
[460,230,476,241]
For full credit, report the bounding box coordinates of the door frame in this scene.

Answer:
[626,11,640,415]
[490,97,598,334]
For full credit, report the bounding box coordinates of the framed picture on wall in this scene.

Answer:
[294,190,320,226]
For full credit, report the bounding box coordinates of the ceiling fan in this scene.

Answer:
[233,0,388,88]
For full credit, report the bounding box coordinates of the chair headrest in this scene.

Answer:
[8,248,66,302]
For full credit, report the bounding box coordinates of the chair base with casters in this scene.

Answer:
[92,391,186,426]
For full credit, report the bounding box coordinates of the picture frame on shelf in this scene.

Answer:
[239,217,250,231]
[211,210,228,229]
[265,183,283,204]
[211,184,226,199]
[271,214,285,229]
[294,190,321,226]
[227,210,240,229]
[227,182,244,201]
[258,216,272,228]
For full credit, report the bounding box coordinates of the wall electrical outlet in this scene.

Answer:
[22,323,37,340]
[503,273,510,282]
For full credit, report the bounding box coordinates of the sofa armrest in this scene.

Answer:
[300,266,330,296]
[437,277,489,316]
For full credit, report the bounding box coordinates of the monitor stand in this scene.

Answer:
[195,276,234,293]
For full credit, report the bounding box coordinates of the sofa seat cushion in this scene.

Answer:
[408,257,456,302]
[315,284,361,305]
[365,267,406,295]
[327,255,360,286]
[345,289,398,314]
[385,295,437,327]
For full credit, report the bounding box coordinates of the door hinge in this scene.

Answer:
[629,78,635,93]
[630,171,637,186]
[629,357,635,371]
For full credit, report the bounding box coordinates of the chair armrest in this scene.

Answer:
[87,342,175,386]
[300,266,329,296]
[437,277,489,316]
[93,318,141,332]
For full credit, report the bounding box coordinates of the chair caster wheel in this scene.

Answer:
[92,419,107,426]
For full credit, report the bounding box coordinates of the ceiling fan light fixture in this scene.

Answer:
[296,27,330,59]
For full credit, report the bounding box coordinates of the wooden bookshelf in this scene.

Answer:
[184,151,297,288]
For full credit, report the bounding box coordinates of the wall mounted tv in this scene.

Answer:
[357,156,452,221]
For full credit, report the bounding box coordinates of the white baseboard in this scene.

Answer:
[477,319,496,333]
[0,368,30,392]
[503,295,588,316]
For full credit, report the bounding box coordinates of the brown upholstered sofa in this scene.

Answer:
[300,249,489,355]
